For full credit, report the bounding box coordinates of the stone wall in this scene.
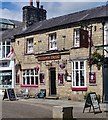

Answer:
[13,22,103,101]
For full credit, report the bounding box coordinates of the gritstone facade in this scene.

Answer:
[1,1,108,102]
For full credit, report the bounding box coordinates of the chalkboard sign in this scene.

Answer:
[3,88,16,101]
[37,89,46,98]
[83,92,101,113]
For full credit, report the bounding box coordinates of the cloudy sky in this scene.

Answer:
[0,0,107,21]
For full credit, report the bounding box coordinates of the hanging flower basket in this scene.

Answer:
[88,51,104,70]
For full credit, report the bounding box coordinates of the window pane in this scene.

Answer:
[31,69,34,75]
[31,77,34,84]
[2,46,5,58]
[76,70,79,86]
[6,46,10,57]
[27,77,30,84]
[80,71,84,86]
[3,42,5,45]
[23,77,25,84]
[35,77,38,85]
[75,62,78,69]
[6,41,10,45]
[80,62,84,69]
[23,71,25,75]
[27,70,29,75]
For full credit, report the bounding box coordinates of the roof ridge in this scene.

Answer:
[45,4,106,21]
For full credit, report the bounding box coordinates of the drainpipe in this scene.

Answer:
[102,21,105,103]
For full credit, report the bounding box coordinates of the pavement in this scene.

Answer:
[18,97,108,119]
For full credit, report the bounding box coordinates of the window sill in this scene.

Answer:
[40,83,45,85]
[72,87,87,91]
[24,53,34,55]
[71,47,80,49]
[21,85,38,87]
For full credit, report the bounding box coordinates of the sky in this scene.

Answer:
[0,0,107,21]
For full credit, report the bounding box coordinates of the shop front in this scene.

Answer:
[36,51,71,98]
[0,60,15,95]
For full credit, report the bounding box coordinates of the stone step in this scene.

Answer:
[45,96,59,100]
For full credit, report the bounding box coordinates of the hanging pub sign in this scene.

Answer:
[89,72,96,84]
[3,88,17,101]
[59,63,65,69]
[83,92,101,114]
[58,73,64,85]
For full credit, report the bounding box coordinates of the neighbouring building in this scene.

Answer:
[0,18,21,31]
[0,18,22,95]
[2,1,108,102]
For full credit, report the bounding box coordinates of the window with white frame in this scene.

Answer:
[49,33,57,50]
[72,61,86,87]
[22,69,38,85]
[74,29,80,47]
[73,28,89,48]
[0,41,11,58]
[26,38,34,54]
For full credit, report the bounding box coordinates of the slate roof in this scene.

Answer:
[1,4,108,41]
[0,18,21,26]
[17,4,108,36]
[1,23,24,41]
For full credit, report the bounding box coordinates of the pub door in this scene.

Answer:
[103,64,108,102]
[49,68,56,95]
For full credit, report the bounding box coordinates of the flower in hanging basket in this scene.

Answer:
[91,51,104,63]
[59,63,65,69]
[87,51,104,70]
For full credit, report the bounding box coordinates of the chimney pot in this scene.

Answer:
[30,0,33,7]
[36,0,40,8]
[41,5,43,9]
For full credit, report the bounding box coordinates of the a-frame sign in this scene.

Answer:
[3,88,16,101]
[83,92,102,114]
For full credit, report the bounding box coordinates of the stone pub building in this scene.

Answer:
[2,0,108,102]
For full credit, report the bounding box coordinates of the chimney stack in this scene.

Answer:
[23,0,47,28]
[30,0,33,7]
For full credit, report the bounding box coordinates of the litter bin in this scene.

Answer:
[63,107,73,119]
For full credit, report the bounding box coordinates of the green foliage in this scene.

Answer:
[88,51,104,70]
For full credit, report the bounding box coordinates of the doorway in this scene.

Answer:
[49,68,56,95]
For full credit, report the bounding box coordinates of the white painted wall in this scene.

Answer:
[104,21,108,57]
